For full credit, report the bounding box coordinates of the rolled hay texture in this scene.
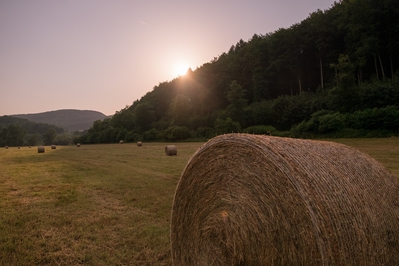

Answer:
[37,146,45,153]
[165,145,177,156]
[51,145,56,149]
[171,133,399,265]
[137,141,143,146]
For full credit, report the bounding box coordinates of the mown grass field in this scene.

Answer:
[1,138,398,265]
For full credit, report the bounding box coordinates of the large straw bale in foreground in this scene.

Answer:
[171,134,399,265]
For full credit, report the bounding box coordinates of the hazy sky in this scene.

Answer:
[0,0,336,116]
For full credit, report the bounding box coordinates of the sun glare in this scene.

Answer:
[174,64,189,76]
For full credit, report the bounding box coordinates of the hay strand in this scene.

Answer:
[165,145,177,156]
[37,146,45,153]
[171,133,399,265]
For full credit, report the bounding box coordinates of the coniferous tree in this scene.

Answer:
[226,81,248,127]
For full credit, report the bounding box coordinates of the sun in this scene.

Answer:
[174,63,189,76]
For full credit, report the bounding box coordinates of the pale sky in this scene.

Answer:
[0,0,336,116]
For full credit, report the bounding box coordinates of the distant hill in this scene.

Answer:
[11,109,107,132]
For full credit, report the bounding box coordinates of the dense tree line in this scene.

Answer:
[0,116,76,146]
[79,0,399,143]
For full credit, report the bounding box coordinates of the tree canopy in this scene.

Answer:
[79,0,399,143]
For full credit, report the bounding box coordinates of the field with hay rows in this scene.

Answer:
[0,138,398,265]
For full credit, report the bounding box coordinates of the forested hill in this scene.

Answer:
[0,116,65,147]
[0,116,64,135]
[79,0,399,144]
[12,109,107,132]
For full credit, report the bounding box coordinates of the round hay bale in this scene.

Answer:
[37,146,45,153]
[171,133,399,265]
[18,146,20,149]
[5,146,8,149]
[137,141,142,146]
[119,140,124,144]
[76,143,80,147]
[165,145,177,156]
[51,145,56,149]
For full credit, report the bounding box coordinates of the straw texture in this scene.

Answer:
[165,145,177,156]
[171,133,399,265]
[37,146,45,153]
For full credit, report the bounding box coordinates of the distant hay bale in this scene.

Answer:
[51,145,56,149]
[171,133,399,265]
[119,140,124,144]
[5,146,8,149]
[18,146,20,149]
[37,146,45,153]
[165,145,177,156]
[137,141,142,146]
[76,143,80,147]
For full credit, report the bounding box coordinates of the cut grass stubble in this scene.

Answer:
[0,143,199,265]
[0,139,398,265]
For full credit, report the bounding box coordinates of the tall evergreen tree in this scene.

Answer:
[226,81,248,127]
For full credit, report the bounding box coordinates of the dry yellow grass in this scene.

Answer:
[0,143,199,265]
[0,138,398,265]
